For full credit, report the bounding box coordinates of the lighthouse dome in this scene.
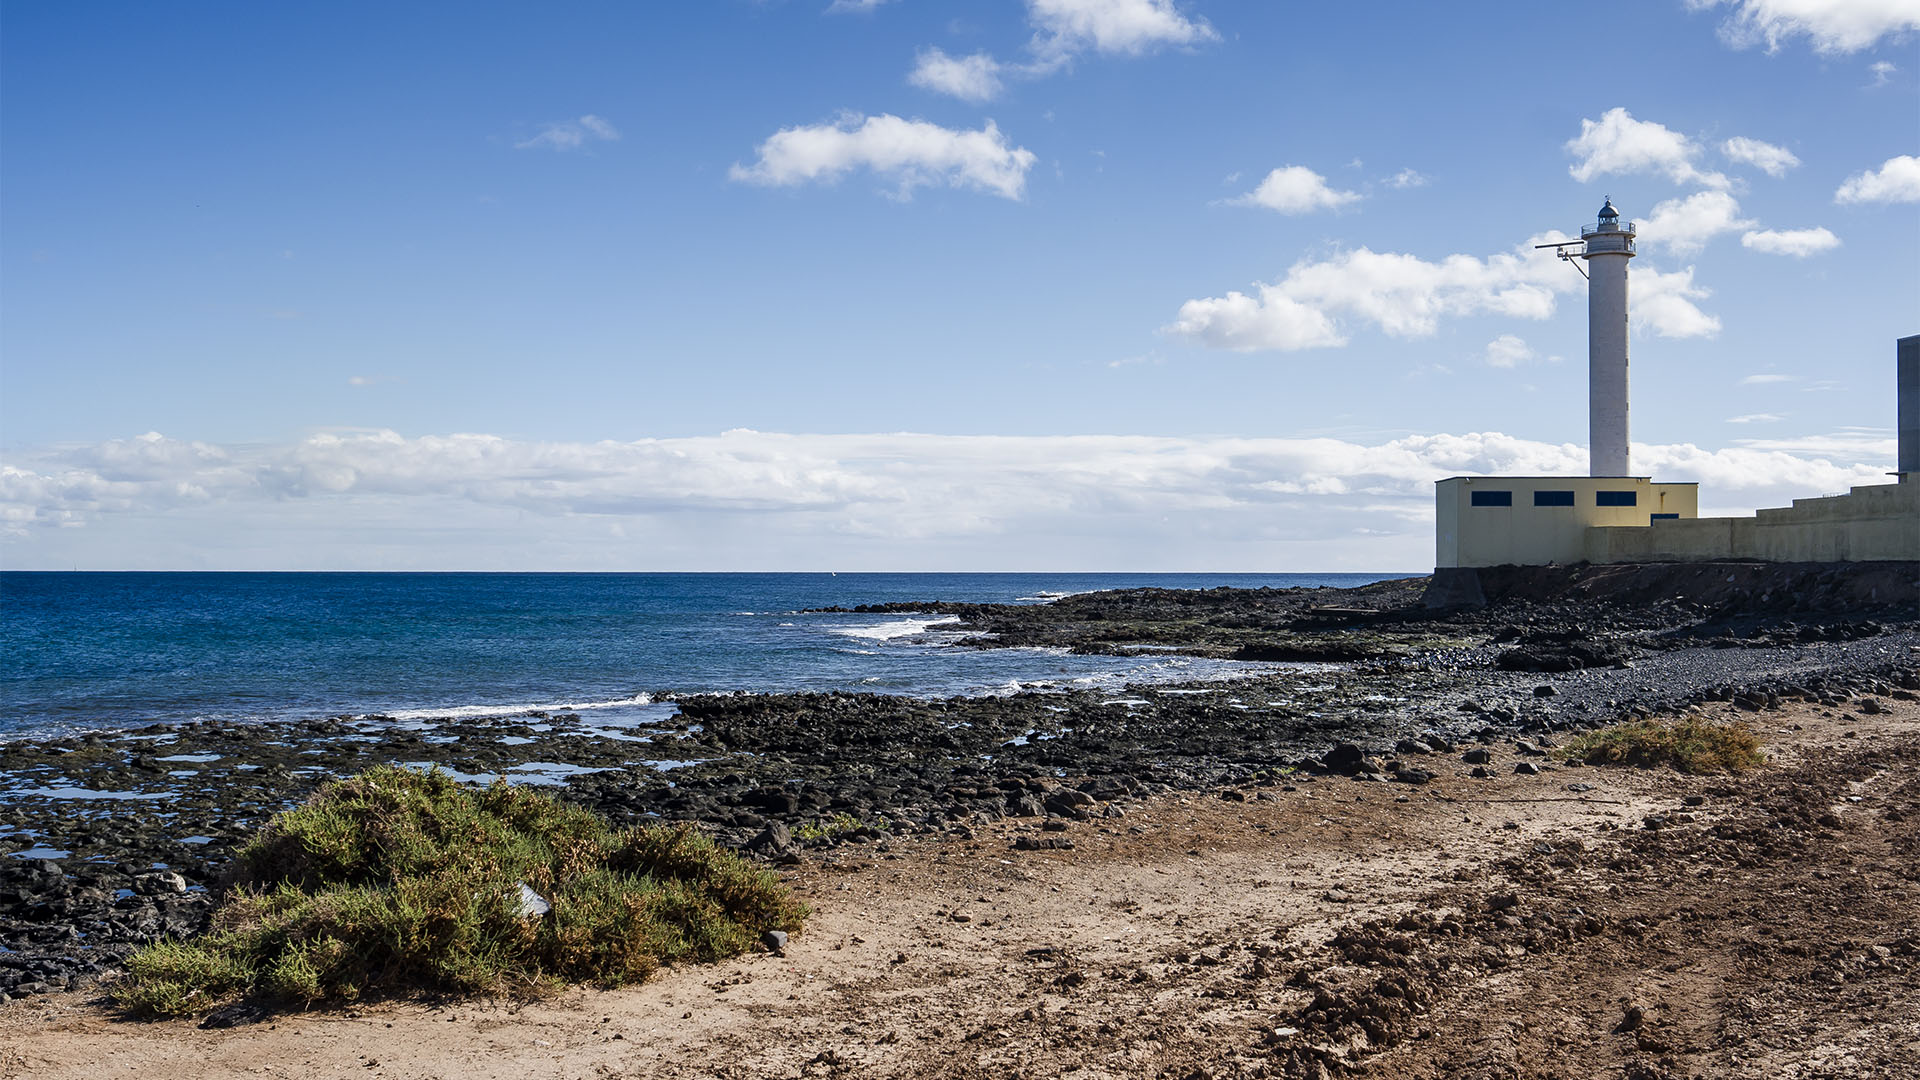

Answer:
[1597,198,1620,220]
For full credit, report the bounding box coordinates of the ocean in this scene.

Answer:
[0,572,1408,738]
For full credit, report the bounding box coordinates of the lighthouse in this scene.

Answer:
[1581,199,1636,477]
[1427,196,1912,577]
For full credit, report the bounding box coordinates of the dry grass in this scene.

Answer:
[1559,715,1767,774]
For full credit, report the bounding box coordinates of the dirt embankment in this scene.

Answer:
[5,692,1918,1079]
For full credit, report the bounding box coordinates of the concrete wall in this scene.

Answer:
[1587,480,1919,564]
[1436,476,1699,568]
[1900,334,1918,477]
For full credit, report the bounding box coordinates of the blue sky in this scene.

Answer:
[3,0,1916,570]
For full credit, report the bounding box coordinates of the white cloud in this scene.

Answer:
[1027,0,1219,59]
[1565,108,1730,189]
[1227,166,1362,214]
[730,113,1037,201]
[1720,135,1800,176]
[1388,168,1429,189]
[1482,334,1535,368]
[1870,59,1897,84]
[1640,190,1757,254]
[515,115,620,151]
[1635,265,1722,338]
[1741,226,1842,255]
[1172,223,1726,354]
[3,429,1891,570]
[1166,286,1347,352]
[1169,235,1587,352]
[909,48,1006,102]
[1740,373,1799,384]
[1687,0,1920,54]
[1834,154,1920,204]
[1726,413,1785,423]
[825,0,895,13]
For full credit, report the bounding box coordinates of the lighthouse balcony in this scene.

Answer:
[1581,220,1636,236]
[1579,231,1636,254]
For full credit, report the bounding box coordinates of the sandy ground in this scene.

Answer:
[3,696,1916,1080]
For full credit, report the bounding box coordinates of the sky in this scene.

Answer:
[2,0,1916,571]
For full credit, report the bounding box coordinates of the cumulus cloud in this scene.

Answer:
[515,115,619,151]
[1171,222,1727,354]
[1565,108,1730,189]
[1635,265,1722,338]
[2,428,1892,570]
[907,0,1219,103]
[1482,335,1536,369]
[909,47,1006,102]
[1169,235,1589,352]
[1165,287,1346,352]
[1720,135,1800,176]
[730,113,1037,200]
[1834,154,1920,204]
[1741,226,1841,256]
[1226,166,1362,214]
[1687,0,1920,54]
[1870,60,1897,84]
[1028,0,1219,59]
[1640,190,1757,254]
[1388,168,1429,189]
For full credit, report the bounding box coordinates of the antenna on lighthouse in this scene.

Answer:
[1533,196,1618,279]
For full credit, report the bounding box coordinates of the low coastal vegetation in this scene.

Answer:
[112,766,806,1018]
[1559,715,1767,774]
[794,810,889,843]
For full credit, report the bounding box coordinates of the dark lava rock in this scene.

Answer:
[1322,743,1367,774]
[746,822,795,860]
[1497,639,1635,672]
[200,1003,268,1029]
[1462,748,1493,765]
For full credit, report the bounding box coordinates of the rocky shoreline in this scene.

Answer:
[3,561,1916,1009]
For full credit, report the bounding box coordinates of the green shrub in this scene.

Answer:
[1559,715,1767,774]
[793,811,886,842]
[113,765,807,1017]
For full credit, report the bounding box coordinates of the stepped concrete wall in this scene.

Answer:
[1585,481,1919,564]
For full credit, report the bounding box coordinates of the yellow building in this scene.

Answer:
[1436,476,1698,569]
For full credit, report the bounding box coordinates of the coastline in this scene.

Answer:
[4,693,1916,1077]
[2,563,1918,1075]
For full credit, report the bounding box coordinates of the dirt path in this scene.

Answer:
[3,697,1916,1079]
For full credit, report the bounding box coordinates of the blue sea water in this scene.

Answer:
[0,572,1410,737]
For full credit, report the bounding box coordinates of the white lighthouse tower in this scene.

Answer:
[1581,199,1636,477]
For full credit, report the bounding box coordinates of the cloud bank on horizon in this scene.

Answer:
[2,427,1895,571]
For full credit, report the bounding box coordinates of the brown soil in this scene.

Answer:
[3,696,1916,1080]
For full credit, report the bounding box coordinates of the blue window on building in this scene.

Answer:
[1596,490,1637,507]
[1470,490,1513,507]
[1651,512,1679,520]
[1533,490,1575,506]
